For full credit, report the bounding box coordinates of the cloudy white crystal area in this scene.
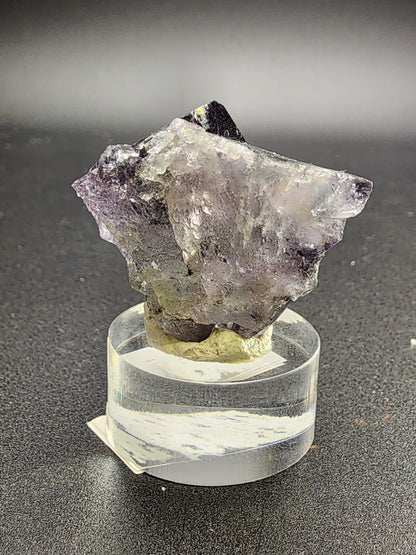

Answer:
[73,111,372,340]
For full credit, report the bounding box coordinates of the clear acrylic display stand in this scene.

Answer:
[88,303,320,486]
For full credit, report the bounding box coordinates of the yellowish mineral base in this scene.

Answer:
[144,306,273,363]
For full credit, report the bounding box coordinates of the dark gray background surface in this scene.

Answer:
[1,126,415,554]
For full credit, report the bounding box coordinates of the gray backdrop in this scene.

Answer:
[1,0,415,138]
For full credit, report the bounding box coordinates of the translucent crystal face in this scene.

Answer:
[72,102,372,340]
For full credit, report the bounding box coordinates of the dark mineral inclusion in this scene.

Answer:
[72,101,373,342]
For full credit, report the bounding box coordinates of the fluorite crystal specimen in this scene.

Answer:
[72,101,372,341]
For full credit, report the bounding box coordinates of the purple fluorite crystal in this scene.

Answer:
[72,102,372,341]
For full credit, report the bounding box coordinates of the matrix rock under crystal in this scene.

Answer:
[72,102,372,341]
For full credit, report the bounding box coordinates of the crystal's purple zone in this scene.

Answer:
[182,100,246,143]
[72,102,373,341]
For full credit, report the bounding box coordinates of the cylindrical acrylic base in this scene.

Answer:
[146,425,315,486]
[105,303,320,486]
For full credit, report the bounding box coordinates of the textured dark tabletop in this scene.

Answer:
[1,126,415,554]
